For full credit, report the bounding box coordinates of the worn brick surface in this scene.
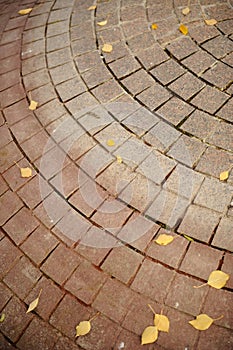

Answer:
[212,216,233,251]
[0,237,22,279]
[191,86,229,114]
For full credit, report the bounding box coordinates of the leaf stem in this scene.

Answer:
[148,304,156,315]
[89,311,100,322]
[193,282,207,289]
[213,315,224,321]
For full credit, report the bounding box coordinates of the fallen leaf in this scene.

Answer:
[154,234,174,246]
[207,270,230,289]
[220,171,229,181]
[141,326,158,345]
[26,290,42,313]
[102,43,113,53]
[183,234,194,242]
[179,23,188,35]
[205,19,217,26]
[88,5,96,10]
[18,8,32,15]
[29,100,38,110]
[20,167,32,178]
[189,314,223,331]
[97,19,108,26]
[151,23,158,30]
[154,314,169,332]
[76,321,91,337]
[107,139,115,146]
[116,155,122,164]
[0,314,5,323]
[182,7,190,15]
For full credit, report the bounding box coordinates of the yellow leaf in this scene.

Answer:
[154,314,169,332]
[207,270,230,289]
[179,23,188,35]
[220,171,229,181]
[107,139,115,146]
[0,314,5,323]
[97,20,108,26]
[189,314,223,331]
[141,326,158,345]
[20,167,32,178]
[18,8,32,15]
[183,234,194,242]
[154,234,174,246]
[116,155,122,164]
[76,321,91,337]
[102,43,113,53]
[26,290,42,313]
[29,100,38,110]
[88,5,96,10]
[205,19,217,26]
[182,7,190,15]
[151,23,158,30]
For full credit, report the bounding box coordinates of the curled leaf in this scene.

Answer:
[207,270,230,289]
[102,43,113,53]
[107,139,115,146]
[189,314,223,331]
[154,234,174,246]
[205,19,217,26]
[18,8,32,15]
[88,5,96,10]
[141,326,158,345]
[0,314,5,323]
[179,23,188,35]
[116,155,122,164]
[20,167,32,178]
[151,23,158,30]
[26,290,42,313]
[154,314,169,332]
[76,321,91,337]
[220,171,229,181]
[29,100,38,110]
[182,7,190,15]
[97,20,108,26]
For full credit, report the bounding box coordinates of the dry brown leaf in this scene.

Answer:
[76,321,91,337]
[97,19,108,26]
[189,314,223,331]
[154,314,169,332]
[182,7,190,15]
[107,139,115,146]
[29,100,38,110]
[20,167,32,178]
[205,19,217,26]
[220,171,229,181]
[141,326,158,345]
[26,290,42,313]
[154,234,174,246]
[18,8,32,15]
[151,23,158,30]
[88,5,96,10]
[102,43,113,53]
[179,23,188,35]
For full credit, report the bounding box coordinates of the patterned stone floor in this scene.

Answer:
[0,0,233,349]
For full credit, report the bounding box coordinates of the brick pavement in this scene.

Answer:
[0,0,233,349]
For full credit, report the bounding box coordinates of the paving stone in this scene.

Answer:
[24,276,64,321]
[17,318,59,350]
[97,26,123,44]
[147,228,188,268]
[178,203,221,242]
[109,55,140,79]
[54,337,82,350]
[217,97,233,122]
[21,39,45,60]
[194,177,232,213]
[72,37,96,56]
[92,278,136,323]
[25,13,48,30]
[196,146,233,178]
[191,85,229,114]
[0,125,12,148]
[0,69,20,91]
[95,121,131,151]
[0,55,20,75]
[180,242,223,280]
[127,31,155,53]
[165,273,208,316]
[206,121,233,151]
[121,18,148,38]
[10,114,42,143]
[30,83,57,105]
[121,5,146,21]
[65,260,107,304]
[202,34,233,59]
[212,216,233,251]
[46,32,70,52]
[202,62,233,89]
[197,324,233,350]
[121,69,155,96]
[222,253,233,289]
[143,120,180,152]
[103,41,130,64]
[0,237,22,279]
[0,297,33,343]
[0,281,12,310]
[151,59,186,85]
[101,246,143,284]
[47,47,71,69]
[182,49,216,75]
[166,37,198,60]
[181,109,219,140]
[105,94,140,121]
[169,72,205,100]
[123,107,159,137]
[55,77,87,102]
[137,83,172,110]
[23,26,45,44]
[75,50,102,73]
[0,190,23,226]
[0,174,8,196]
[92,79,124,103]
[222,51,233,67]
[3,99,31,126]
[0,83,25,108]
[136,44,169,69]
[1,27,22,44]
[49,62,77,85]
[77,314,121,350]
[157,97,194,126]
[82,64,111,89]
[189,23,219,44]
[131,258,175,303]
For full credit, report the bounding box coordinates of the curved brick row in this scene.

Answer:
[0,0,233,349]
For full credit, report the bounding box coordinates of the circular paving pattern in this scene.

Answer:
[0,0,233,349]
